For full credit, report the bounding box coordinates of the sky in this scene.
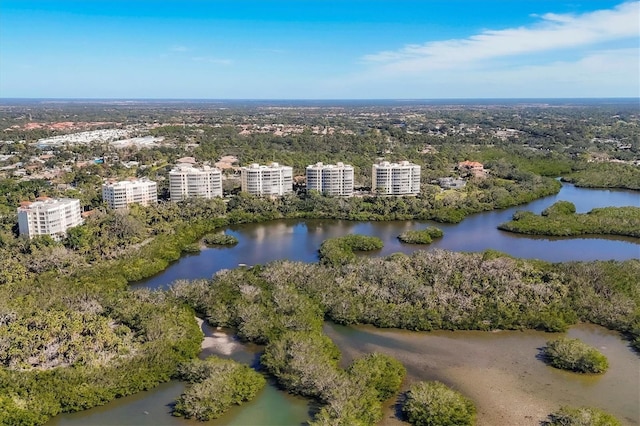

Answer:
[0,0,638,99]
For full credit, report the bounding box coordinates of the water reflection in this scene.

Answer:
[135,184,638,290]
[52,184,638,426]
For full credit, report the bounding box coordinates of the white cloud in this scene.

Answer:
[447,48,640,97]
[169,45,191,52]
[324,47,639,98]
[362,1,639,73]
[192,56,233,65]
[255,48,286,54]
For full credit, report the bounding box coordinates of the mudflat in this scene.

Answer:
[324,323,640,426]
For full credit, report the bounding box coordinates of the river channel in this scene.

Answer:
[48,184,639,426]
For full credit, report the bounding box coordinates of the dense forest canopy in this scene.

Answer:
[0,100,638,425]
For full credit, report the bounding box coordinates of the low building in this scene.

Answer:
[457,161,484,171]
[102,178,158,209]
[457,161,485,178]
[169,163,223,201]
[306,162,354,197]
[176,156,197,165]
[240,162,293,196]
[372,161,421,195]
[17,197,83,240]
[438,177,467,189]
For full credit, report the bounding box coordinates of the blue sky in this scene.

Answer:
[0,1,638,99]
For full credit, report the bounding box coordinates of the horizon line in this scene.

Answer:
[1,96,639,100]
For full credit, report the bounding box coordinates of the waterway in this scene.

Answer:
[137,183,639,290]
[48,184,639,426]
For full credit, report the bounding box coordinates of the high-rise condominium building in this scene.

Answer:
[169,163,223,201]
[17,197,83,240]
[372,161,421,195]
[306,162,354,197]
[102,178,158,209]
[240,162,293,196]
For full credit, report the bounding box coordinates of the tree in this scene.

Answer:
[541,338,609,374]
[543,406,621,426]
[403,381,476,426]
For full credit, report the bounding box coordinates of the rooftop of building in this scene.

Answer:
[170,163,220,173]
[458,160,484,168]
[176,156,197,164]
[306,161,352,169]
[102,177,157,188]
[243,162,292,170]
[17,197,80,211]
[373,160,419,168]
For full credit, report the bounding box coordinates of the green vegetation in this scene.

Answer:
[543,200,577,216]
[346,353,406,401]
[261,334,405,425]
[398,227,444,244]
[402,381,476,426]
[182,243,201,253]
[169,249,639,424]
[542,338,609,374]
[172,357,266,421]
[311,353,406,426]
[563,163,640,190]
[261,331,341,399]
[0,290,202,426]
[543,406,622,426]
[215,165,561,226]
[173,251,640,345]
[202,233,239,246]
[170,263,406,425]
[318,234,383,266]
[499,201,640,237]
[1,101,638,424]
[0,309,136,370]
[0,198,229,286]
[2,216,638,425]
[0,200,233,425]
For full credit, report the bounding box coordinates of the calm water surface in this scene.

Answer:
[325,323,640,426]
[136,183,638,290]
[49,184,639,426]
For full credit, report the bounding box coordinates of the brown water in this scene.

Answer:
[48,322,639,426]
[325,323,640,426]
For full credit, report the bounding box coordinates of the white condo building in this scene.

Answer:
[241,162,293,196]
[372,161,421,195]
[306,162,354,197]
[169,163,223,201]
[17,197,83,240]
[102,178,158,209]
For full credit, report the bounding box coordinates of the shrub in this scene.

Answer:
[318,235,383,266]
[398,227,444,244]
[542,338,609,373]
[543,406,621,426]
[261,331,341,399]
[347,353,406,400]
[202,233,239,246]
[511,210,535,221]
[499,205,640,238]
[403,381,476,426]
[309,378,382,426]
[542,201,576,216]
[182,243,201,253]
[173,357,266,421]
